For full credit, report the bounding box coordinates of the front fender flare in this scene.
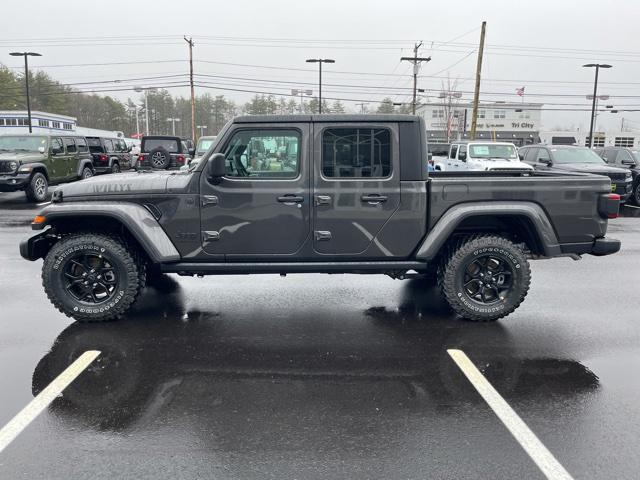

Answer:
[30,202,180,263]
[415,202,561,260]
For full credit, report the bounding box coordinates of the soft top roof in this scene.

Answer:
[233,114,420,123]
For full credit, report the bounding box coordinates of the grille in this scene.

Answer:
[0,161,16,174]
[608,172,627,181]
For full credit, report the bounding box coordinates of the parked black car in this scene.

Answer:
[136,135,191,170]
[86,136,132,174]
[519,144,633,202]
[594,146,640,204]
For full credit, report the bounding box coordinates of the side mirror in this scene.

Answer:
[38,146,45,154]
[207,153,226,180]
[458,152,467,161]
[51,147,63,155]
[539,158,552,166]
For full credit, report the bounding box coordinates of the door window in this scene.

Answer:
[617,150,634,165]
[322,128,391,178]
[536,149,551,163]
[75,137,88,153]
[50,138,64,154]
[63,138,76,153]
[524,147,538,163]
[449,145,458,159]
[222,129,300,178]
[458,145,467,160]
[103,139,114,152]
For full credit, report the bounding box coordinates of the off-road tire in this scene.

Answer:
[42,233,145,322]
[634,182,640,206]
[81,167,93,180]
[149,147,171,169]
[111,162,121,173]
[25,172,48,202]
[437,235,531,322]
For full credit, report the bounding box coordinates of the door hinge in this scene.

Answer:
[202,231,220,242]
[314,230,332,241]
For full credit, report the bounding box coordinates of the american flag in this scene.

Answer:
[516,86,525,97]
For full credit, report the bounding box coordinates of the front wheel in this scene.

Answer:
[42,233,145,322]
[25,172,48,202]
[438,235,531,322]
[111,163,121,174]
[634,182,640,206]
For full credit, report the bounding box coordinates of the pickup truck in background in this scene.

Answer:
[434,141,533,173]
[20,115,621,325]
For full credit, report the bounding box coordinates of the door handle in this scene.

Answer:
[201,195,218,206]
[315,195,331,206]
[361,194,388,204]
[277,194,304,204]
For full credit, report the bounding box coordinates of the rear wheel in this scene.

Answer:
[42,233,145,322]
[81,167,93,180]
[25,172,48,202]
[438,235,531,322]
[111,163,121,173]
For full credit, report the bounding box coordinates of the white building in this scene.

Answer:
[539,129,640,148]
[0,110,125,139]
[416,101,542,146]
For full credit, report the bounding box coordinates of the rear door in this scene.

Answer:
[312,123,400,256]
[199,123,311,257]
[62,137,77,179]
[447,144,460,170]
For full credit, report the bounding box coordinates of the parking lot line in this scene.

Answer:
[447,349,574,480]
[0,350,101,454]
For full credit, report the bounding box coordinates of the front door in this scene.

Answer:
[62,137,77,180]
[200,124,311,257]
[447,144,460,171]
[48,137,66,182]
[313,124,401,256]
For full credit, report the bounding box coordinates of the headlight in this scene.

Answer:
[626,172,632,180]
[9,161,18,172]
[18,166,32,173]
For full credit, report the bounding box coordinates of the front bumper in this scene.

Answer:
[0,174,30,192]
[590,237,621,256]
[20,230,54,261]
[612,181,633,201]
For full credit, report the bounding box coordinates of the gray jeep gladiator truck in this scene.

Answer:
[20,115,621,323]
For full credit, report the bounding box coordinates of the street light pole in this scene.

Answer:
[196,125,207,137]
[167,118,181,136]
[134,86,157,135]
[10,51,42,134]
[306,58,335,114]
[583,63,612,148]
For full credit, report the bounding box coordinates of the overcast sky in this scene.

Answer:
[2,0,640,131]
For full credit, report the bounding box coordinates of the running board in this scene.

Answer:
[161,261,427,275]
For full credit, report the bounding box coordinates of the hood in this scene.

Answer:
[54,170,193,199]
[0,151,43,163]
[552,163,628,175]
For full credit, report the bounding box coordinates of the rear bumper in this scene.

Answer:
[590,237,621,256]
[0,174,30,191]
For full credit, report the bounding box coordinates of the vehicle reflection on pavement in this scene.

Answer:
[32,275,599,439]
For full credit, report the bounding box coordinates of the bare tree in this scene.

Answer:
[439,76,463,143]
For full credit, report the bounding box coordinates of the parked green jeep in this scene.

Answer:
[0,134,94,202]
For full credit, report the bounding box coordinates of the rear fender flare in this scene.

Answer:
[415,202,561,260]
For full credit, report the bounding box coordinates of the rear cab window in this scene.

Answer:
[143,138,180,153]
[87,137,104,153]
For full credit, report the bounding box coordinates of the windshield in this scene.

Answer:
[469,144,518,160]
[0,136,48,152]
[196,138,216,154]
[630,150,640,163]
[551,148,605,164]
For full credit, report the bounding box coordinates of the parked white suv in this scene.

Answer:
[435,141,533,172]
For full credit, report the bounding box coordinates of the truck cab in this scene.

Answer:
[438,141,533,172]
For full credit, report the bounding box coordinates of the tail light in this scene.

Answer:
[176,155,185,164]
[138,154,146,162]
[99,154,108,162]
[598,193,621,219]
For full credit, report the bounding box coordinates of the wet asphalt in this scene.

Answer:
[0,192,639,479]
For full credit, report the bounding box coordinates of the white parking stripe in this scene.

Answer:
[447,349,574,480]
[36,201,51,207]
[0,350,100,454]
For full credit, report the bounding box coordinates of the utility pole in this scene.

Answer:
[583,64,612,147]
[184,36,196,141]
[356,102,368,114]
[10,52,41,134]
[470,21,487,140]
[401,42,431,114]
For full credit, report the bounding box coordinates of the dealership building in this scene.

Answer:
[415,101,542,146]
[0,110,125,139]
